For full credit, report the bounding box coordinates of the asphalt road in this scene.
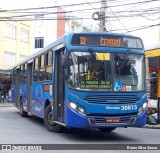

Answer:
[0,105,160,153]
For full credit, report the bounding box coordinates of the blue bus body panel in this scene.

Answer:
[18,82,53,118]
[65,87,147,128]
[30,82,53,118]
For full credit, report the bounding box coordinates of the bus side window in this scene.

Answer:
[23,63,27,83]
[39,54,45,82]
[33,57,39,82]
[20,65,24,84]
[45,50,53,81]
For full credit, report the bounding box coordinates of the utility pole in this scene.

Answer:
[92,0,107,31]
[99,0,106,32]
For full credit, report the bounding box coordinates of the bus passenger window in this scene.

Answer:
[45,51,53,81]
[23,63,27,83]
[33,70,38,82]
[39,54,45,81]
[39,68,45,81]
[33,58,39,82]
[46,66,52,81]
[20,65,24,84]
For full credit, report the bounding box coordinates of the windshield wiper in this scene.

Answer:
[117,49,131,74]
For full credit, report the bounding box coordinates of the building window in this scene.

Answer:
[35,37,44,48]
[5,23,16,39]
[4,51,16,66]
[20,28,29,42]
[19,55,28,62]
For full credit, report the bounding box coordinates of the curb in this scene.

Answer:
[143,125,160,129]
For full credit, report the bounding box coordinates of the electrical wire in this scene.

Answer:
[0,0,159,33]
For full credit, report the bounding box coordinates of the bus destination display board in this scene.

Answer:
[71,34,122,47]
[80,80,111,89]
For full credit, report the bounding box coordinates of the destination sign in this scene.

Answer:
[71,33,144,49]
[71,34,122,47]
[80,80,111,89]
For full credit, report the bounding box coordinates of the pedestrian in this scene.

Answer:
[4,93,8,103]
[130,59,138,85]
[130,60,137,75]
[1,94,4,103]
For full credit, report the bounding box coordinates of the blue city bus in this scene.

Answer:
[12,32,147,132]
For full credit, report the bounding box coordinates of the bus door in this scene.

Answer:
[54,49,65,123]
[15,68,20,108]
[27,62,33,112]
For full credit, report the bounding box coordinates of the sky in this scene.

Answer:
[0,0,160,49]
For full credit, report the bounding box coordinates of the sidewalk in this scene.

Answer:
[143,124,160,129]
[0,102,13,107]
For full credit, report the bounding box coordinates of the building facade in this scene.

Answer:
[0,12,33,96]
[33,7,98,53]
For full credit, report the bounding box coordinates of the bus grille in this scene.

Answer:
[83,94,140,104]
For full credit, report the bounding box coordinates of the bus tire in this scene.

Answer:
[20,102,27,117]
[44,105,62,132]
[98,127,116,132]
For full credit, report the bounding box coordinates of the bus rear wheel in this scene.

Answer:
[98,127,116,132]
[44,105,62,132]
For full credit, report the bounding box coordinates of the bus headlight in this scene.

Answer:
[77,106,85,114]
[138,102,147,115]
[69,102,85,115]
[143,102,147,109]
[69,102,77,110]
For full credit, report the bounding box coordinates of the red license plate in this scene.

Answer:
[106,118,120,123]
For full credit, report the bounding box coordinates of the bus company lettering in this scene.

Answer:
[106,106,121,110]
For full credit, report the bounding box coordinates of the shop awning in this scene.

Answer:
[0,69,11,75]
[145,43,160,98]
[145,48,160,58]
[145,43,160,58]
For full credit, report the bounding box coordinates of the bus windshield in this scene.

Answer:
[68,51,145,92]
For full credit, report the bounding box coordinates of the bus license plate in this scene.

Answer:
[106,118,120,123]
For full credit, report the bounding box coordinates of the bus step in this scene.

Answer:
[53,121,66,127]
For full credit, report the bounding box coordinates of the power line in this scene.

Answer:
[0,0,159,34]
[110,23,160,33]
[108,5,129,33]
[0,1,101,12]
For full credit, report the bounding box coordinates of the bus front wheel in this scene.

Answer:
[98,127,116,132]
[44,105,62,132]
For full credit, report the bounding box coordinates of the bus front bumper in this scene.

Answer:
[65,106,147,128]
